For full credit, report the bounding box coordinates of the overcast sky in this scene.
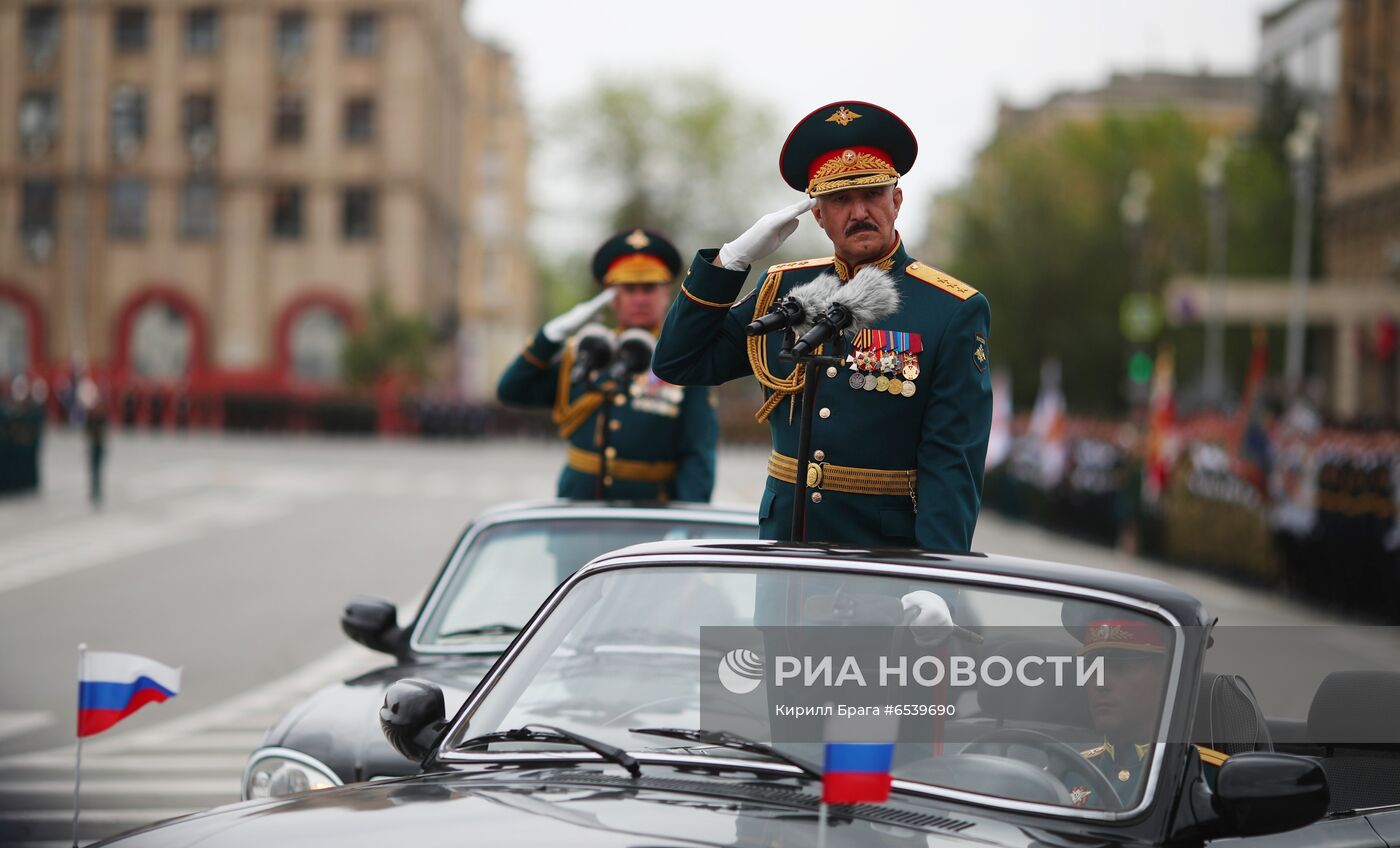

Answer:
[466,0,1281,258]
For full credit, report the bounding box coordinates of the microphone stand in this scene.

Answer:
[778,334,847,542]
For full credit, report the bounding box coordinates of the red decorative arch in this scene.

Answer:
[0,281,46,374]
[273,291,359,384]
[113,285,208,382]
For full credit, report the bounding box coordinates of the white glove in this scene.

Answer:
[717,197,818,271]
[543,288,617,343]
[901,591,955,648]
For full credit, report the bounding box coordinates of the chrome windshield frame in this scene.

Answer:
[408,508,755,656]
[435,551,1188,823]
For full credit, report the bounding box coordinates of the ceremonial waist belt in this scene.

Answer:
[568,446,677,483]
[767,451,915,498]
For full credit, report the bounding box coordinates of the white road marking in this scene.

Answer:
[0,711,53,742]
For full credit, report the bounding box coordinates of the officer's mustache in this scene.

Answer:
[845,220,879,236]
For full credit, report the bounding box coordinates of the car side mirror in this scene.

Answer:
[342,596,403,655]
[1212,752,1329,837]
[380,678,448,763]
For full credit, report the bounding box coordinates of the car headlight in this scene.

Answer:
[243,748,343,800]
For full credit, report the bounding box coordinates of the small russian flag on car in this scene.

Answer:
[77,650,181,737]
[823,741,895,804]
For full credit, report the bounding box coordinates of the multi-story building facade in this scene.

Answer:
[0,0,530,413]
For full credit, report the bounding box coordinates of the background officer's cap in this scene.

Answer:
[1062,601,1169,659]
[779,101,918,197]
[590,228,682,287]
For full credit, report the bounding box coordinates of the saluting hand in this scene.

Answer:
[543,288,617,342]
[716,197,818,271]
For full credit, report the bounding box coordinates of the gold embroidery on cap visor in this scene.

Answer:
[603,253,673,286]
[807,150,901,196]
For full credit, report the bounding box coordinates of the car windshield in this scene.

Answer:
[415,517,754,649]
[451,563,1178,814]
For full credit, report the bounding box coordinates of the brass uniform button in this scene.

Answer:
[818,407,831,419]
[603,476,614,487]
[604,447,617,459]
[813,450,825,462]
[609,420,621,431]
[1118,770,1130,782]
[614,394,626,406]
[811,492,822,504]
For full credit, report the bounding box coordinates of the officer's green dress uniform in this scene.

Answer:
[497,229,717,503]
[1056,613,1229,809]
[653,102,991,551]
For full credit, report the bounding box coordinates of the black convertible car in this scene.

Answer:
[114,542,1398,847]
[241,501,755,799]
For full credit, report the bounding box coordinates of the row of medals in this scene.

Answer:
[844,348,920,397]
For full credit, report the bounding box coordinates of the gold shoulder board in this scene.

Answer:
[765,256,835,274]
[1195,745,1229,766]
[906,261,978,301]
[1080,745,1106,759]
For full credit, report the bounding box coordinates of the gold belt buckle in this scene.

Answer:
[806,462,823,489]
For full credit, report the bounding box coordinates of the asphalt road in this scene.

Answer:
[0,431,1395,845]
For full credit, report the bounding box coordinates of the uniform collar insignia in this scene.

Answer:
[834,234,904,282]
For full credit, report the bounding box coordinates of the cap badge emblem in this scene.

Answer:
[624,229,651,250]
[841,149,857,163]
[825,106,862,127]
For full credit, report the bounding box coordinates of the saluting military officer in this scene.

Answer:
[497,228,717,503]
[653,101,992,550]
[1058,613,1228,809]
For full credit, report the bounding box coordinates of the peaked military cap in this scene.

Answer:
[1062,602,1169,659]
[590,228,682,287]
[779,101,918,196]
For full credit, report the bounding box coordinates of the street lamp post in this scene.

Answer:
[1120,169,1154,412]
[1284,110,1320,393]
[1198,138,1230,409]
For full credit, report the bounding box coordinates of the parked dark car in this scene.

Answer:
[112,542,1398,847]
[241,501,755,799]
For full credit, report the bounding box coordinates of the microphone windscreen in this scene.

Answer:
[829,267,901,329]
[785,273,841,335]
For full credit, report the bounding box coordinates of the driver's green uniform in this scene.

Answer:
[1060,740,1228,808]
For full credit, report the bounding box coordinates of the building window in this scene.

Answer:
[182,93,217,158]
[109,178,148,239]
[19,91,59,157]
[274,93,305,143]
[20,179,57,260]
[131,301,192,379]
[23,5,61,68]
[185,7,219,54]
[342,187,376,240]
[109,86,146,161]
[270,186,303,239]
[290,307,348,383]
[344,11,379,56]
[276,10,308,59]
[113,7,149,53]
[0,299,32,376]
[180,179,219,239]
[343,97,375,144]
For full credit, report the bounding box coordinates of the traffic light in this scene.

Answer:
[1129,350,1153,385]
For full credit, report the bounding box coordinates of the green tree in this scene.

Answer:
[342,293,434,385]
[943,108,1297,413]
[554,73,782,255]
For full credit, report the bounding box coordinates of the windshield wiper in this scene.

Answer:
[438,623,522,639]
[629,727,821,780]
[459,724,640,778]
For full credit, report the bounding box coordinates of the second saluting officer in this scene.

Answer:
[653,101,992,551]
[497,229,717,503]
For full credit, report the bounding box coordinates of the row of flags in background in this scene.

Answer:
[992,328,1277,506]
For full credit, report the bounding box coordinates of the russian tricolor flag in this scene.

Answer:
[77,651,181,737]
[823,741,895,804]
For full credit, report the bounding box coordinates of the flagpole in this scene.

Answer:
[817,801,829,848]
[72,642,86,848]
